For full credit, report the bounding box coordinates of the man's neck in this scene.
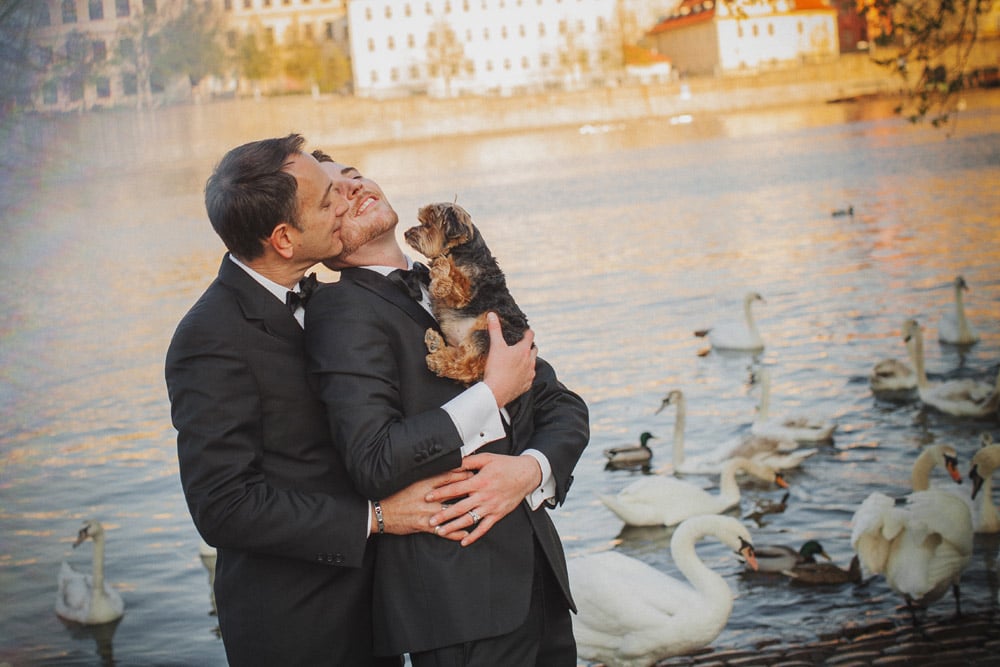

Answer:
[238,254,310,289]
[330,239,407,271]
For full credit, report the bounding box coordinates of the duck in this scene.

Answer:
[569,514,757,667]
[784,554,862,585]
[599,456,787,527]
[750,539,829,573]
[850,446,974,627]
[750,368,836,443]
[743,491,790,524]
[604,431,656,470]
[55,520,125,625]
[831,205,854,217]
[969,435,1000,533]
[694,291,765,353]
[938,275,979,346]
[905,318,1000,418]
[869,320,918,397]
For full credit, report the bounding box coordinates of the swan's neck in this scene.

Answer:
[977,472,999,527]
[909,326,928,388]
[91,534,106,595]
[744,298,759,336]
[718,459,746,500]
[757,372,771,420]
[910,452,937,492]
[954,285,972,340]
[671,396,687,469]
[671,520,734,608]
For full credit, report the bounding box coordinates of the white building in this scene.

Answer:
[346,0,624,98]
[647,0,840,77]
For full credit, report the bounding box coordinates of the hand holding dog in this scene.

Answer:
[426,453,543,546]
[483,312,536,408]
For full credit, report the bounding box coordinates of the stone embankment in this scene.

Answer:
[649,610,1000,667]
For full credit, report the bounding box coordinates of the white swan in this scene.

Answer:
[750,368,836,443]
[569,514,757,667]
[722,432,817,471]
[599,457,787,527]
[653,390,733,475]
[694,292,765,352]
[199,538,218,614]
[869,319,918,397]
[850,446,974,624]
[969,437,1000,533]
[905,318,1000,418]
[938,275,980,345]
[55,520,125,625]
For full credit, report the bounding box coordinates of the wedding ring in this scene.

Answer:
[467,509,481,524]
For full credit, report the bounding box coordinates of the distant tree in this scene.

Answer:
[0,0,47,116]
[859,0,991,126]
[282,27,323,91]
[425,20,466,97]
[53,29,107,111]
[235,32,275,94]
[316,42,352,94]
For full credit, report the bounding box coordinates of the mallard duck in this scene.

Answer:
[743,491,790,524]
[599,457,787,527]
[905,319,999,418]
[938,275,979,346]
[604,431,656,470]
[750,539,828,573]
[969,436,1000,533]
[570,514,757,667]
[851,446,974,627]
[869,320,918,397]
[694,291,765,353]
[750,368,836,443]
[55,520,125,625]
[785,554,862,585]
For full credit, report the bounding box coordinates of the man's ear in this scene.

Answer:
[268,222,296,259]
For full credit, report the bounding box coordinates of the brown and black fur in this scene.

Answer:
[403,202,529,384]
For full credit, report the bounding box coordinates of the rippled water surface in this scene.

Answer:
[2,92,999,666]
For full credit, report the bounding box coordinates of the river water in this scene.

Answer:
[1,91,999,666]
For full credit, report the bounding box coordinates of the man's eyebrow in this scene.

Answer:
[341,166,361,177]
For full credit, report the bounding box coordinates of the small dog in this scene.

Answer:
[403,202,529,384]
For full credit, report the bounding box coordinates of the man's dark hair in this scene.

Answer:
[311,149,334,163]
[205,134,306,261]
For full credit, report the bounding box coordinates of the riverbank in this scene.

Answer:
[650,609,1000,666]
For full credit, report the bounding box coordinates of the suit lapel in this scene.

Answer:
[340,267,439,331]
[217,255,304,342]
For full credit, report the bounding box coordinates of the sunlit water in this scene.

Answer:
[1,92,999,666]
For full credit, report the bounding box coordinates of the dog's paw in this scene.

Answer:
[424,328,444,353]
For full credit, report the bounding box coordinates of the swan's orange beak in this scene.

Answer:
[774,473,789,489]
[945,454,962,483]
[739,537,758,571]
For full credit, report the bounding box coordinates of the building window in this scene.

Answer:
[226,30,237,48]
[405,4,411,17]
[482,27,489,40]
[224,0,232,9]
[409,64,419,79]
[768,23,774,36]
[365,6,371,19]
[92,40,107,60]
[142,0,156,14]
[387,35,395,49]
[115,0,130,16]
[425,2,432,15]
[501,26,507,38]
[62,0,78,24]
[407,33,415,47]
[521,56,528,68]
[96,77,111,98]
[370,70,378,83]
[303,23,313,40]
[797,21,803,34]
[367,37,374,51]
[752,24,758,37]
[243,0,251,8]
[325,22,334,39]
[390,67,399,81]
[119,38,135,59]
[39,4,51,25]
[541,53,550,67]
[89,0,104,20]
[385,5,391,18]
[538,22,545,36]
[38,46,54,67]
[122,72,137,94]
[263,26,274,44]
[264,0,271,5]
[68,75,84,102]
[519,24,525,37]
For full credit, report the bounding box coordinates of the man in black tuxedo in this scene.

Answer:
[305,156,590,666]
[165,135,519,666]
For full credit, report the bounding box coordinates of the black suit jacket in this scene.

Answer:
[305,266,589,655]
[165,256,396,667]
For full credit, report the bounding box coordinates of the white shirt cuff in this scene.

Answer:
[442,382,505,455]
[522,449,555,510]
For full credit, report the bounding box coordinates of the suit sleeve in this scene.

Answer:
[516,357,590,506]
[305,285,465,499]
[165,310,369,567]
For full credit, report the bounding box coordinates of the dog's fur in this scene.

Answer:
[403,202,529,384]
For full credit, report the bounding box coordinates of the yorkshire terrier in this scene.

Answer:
[403,202,529,384]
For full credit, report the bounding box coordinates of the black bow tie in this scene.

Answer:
[387,262,430,301]
[285,272,319,312]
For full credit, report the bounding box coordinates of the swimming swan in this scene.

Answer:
[969,438,1000,533]
[599,457,787,527]
[695,292,765,352]
[55,520,125,625]
[870,320,918,397]
[750,368,836,443]
[938,275,979,345]
[905,318,1000,418]
[570,514,757,667]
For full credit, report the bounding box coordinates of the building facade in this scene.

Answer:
[647,0,840,77]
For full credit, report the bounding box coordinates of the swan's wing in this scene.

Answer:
[604,477,719,525]
[907,490,974,558]
[751,448,817,471]
[55,562,90,620]
[851,493,898,574]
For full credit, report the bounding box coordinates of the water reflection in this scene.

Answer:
[1,93,999,665]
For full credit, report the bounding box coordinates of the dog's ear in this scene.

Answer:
[444,205,473,245]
